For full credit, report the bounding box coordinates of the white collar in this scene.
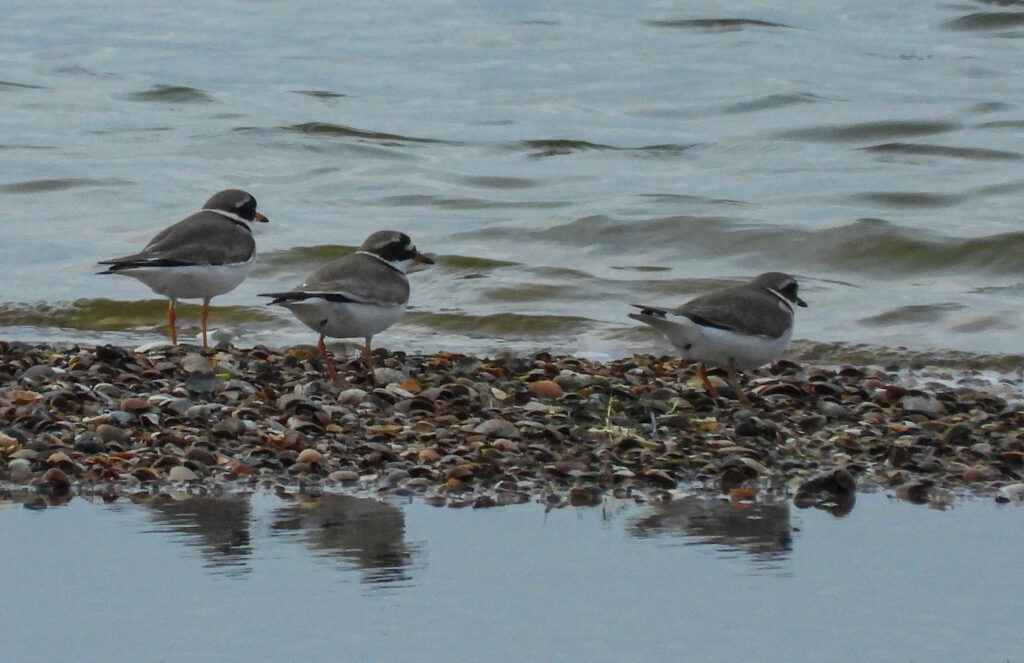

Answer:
[765,287,795,313]
[357,250,407,274]
[204,208,252,225]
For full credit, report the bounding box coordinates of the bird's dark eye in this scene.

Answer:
[781,281,799,300]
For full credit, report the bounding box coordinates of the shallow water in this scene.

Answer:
[0,491,1021,662]
[4,1,1024,362]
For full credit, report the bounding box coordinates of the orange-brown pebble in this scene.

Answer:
[40,467,72,493]
[119,397,151,412]
[491,439,520,453]
[445,464,475,480]
[47,451,75,471]
[6,390,41,405]
[132,467,161,482]
[529,380,563,399]
[418,448,441,463]
[962,467,984,482]
[400,378,422,394]
[297,448,325,465]
[729,487,758,505]
[229,463,255,477]
[440,477,463,491]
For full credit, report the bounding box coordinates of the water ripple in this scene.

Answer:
[859,303,965,326]
[848,191,966,208]
[945,11,1024,30]
[861,142,1023,161]
[126,84,213,103]
[0,79,44,90]
[286,122,449,145]
[0,178,128,193]
[645,18,793,31]
[374,194,568,210]
[775,120,958,142]
[291,90,346,99]
[513,139,696,158]
[806,219,1024,274]
[722,93,821,114]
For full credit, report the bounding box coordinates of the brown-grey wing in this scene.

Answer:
[134,212,255,265]
[676,287,791,338]
[298,253,410,306]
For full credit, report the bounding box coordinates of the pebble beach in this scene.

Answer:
[3,339,1024,511]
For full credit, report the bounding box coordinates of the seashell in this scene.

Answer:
[0,431,20,454]
[229,463,255,477]
[95,424,128,445]
[47,451,76,471]
[642,469,677,488]
[39,467,72,494]
[132,467,161,482]
[167,465,198,482]
[385,383,416,399]
[529,380,563,399]
[418,448,441,463]
[296,448,325,465]
[185,446,218,466]
[473,418,520,439]
[6,390,41,405]
[8,458,32,482]
[337,388,368,405]
[491,438,520,453]
[11,448,39,461]
[185,372,222,395]
[118,397,151,412]
[690,417,719,432]
[750,381,806,398]
[549,460,588,475]
[445,464,476,480]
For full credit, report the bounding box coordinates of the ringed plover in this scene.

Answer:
[259,230,433,382]
[98,189,268,349]
[629,271,807,402]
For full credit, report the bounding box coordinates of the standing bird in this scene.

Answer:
[259,230,433,382]
[98,189,268,349]
[629,272,807,402]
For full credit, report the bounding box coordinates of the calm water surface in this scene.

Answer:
[3,0,1024,362]
[0,491,1021,662]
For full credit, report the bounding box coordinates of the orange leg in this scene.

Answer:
[697,363,717,398]
[362,341,376,386]
[167,299,178,345]
[726,363,751,406]
[200,298,210,349]
[317,334,338,381]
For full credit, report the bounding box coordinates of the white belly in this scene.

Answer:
[118,259,254,301]
[684,324,792,370]
[282,298,406,341]
[646,315,793,370]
